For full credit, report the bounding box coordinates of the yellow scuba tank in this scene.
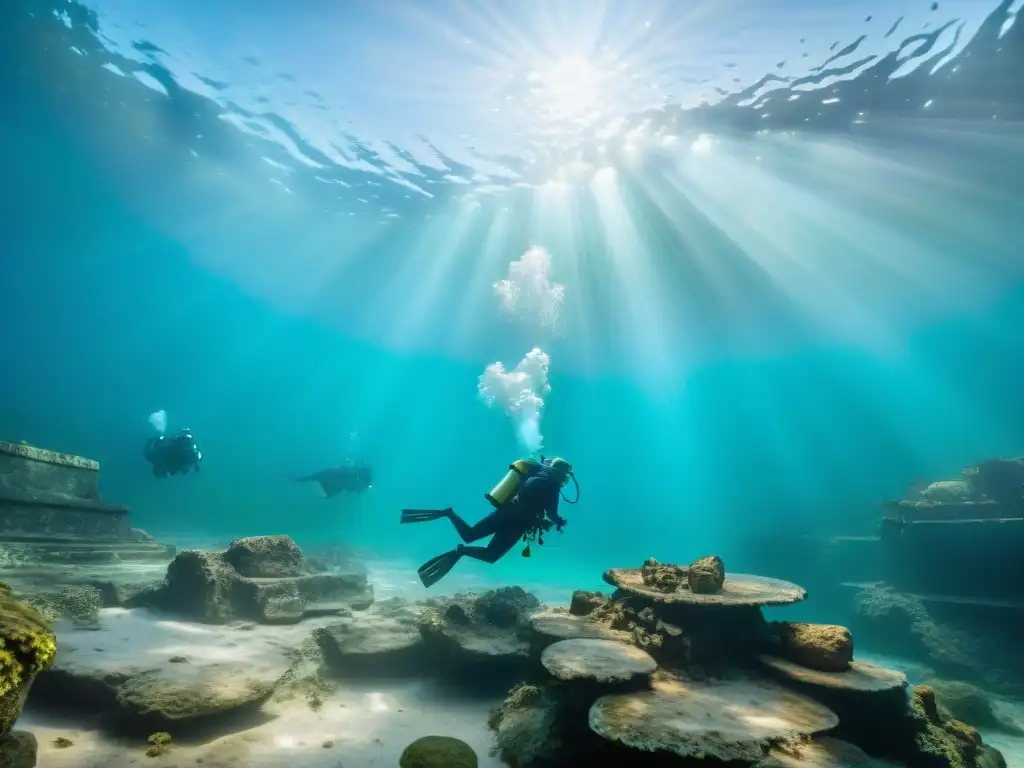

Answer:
[485,459,538,508]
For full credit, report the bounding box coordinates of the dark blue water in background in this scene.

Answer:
[0,0,1022,593]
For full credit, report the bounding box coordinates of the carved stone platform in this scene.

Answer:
[0,441,174,596]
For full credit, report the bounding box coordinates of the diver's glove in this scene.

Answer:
[555,517,567,533]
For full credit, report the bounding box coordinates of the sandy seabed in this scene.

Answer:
[21,557,545,768]
[26,678,505,768]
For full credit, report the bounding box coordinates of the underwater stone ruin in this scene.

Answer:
[0,440,175,604]
[0,531,1010,767]
[730,453,1024,698]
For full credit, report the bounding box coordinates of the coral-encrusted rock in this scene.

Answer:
[569,590,607,617]
[223,535,303,578]
[161,550,239,622]
[640,558,688,593]
[0,730,37,768]
[923,679,1024,735]
[605,566,806,607]
[488,683,564,768]
[144,538,372,624]
[851,684,1007,768]
[399,735,478,768]
[0,585,57,738]
[687,555,725,594]
[419,588,538,668]
[775,623,854,672]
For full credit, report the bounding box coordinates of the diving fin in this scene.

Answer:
[400,508,452,524]
[417,547,463,588]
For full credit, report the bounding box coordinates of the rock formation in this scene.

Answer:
[138,535,373,624]
[0,584,57,768]
[485,556,1006,768]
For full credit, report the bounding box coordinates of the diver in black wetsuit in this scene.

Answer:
[401,457,578,588]
[144,428,203,478]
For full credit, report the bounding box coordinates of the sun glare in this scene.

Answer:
[532,56,601,121]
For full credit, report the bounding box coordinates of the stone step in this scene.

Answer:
[840,581,1024,612]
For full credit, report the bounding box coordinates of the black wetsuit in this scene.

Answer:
[145,431,202,477]
[447,472,566,564]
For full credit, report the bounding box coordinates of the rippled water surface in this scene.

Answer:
[4,0,1022,374]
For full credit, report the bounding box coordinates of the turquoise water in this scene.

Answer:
[1,0,1023,599]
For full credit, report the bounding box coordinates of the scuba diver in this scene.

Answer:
[400,456,579,588]
[293,458,373,498]
[143,428,203,478]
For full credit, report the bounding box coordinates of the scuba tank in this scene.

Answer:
[485,458,540,508]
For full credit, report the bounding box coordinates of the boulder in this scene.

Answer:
[399,735,478,768]
[160,550,240,622]
[588,673,839,763]
[487,683,563,768]
[687,554,725,594]
[0,730,37,768]
[418,588,537,668]
[146,538,372,624]
[902,685,1004,768]
[541,639,656,685]
[0,585,57,737]
[31,609,313,732]
[568,590,607,617]
[315,599,425,676]
[233,572,373,624]
[223,535,302,578]
[776,623,854,672]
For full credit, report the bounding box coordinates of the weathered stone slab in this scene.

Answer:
[0,441,100,501]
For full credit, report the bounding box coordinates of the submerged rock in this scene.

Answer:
[756,736,900,767]
[0,730,37,768]
[31,609,308,732]
[23,586,102,629]
[568,590,608,617]
[923,679,1024,735]
[488,683,564,768]
[775,622,854,673]
[399,735,478,768]
[141,536,372,624]
[541,638,656,685]
[640,558,688,593]
[527,609,633,652]
[316,599,425,676]
[223,535,303,578]
[605,566,806,607]
[419,587,538,669]
[589,673,839,763]
[687,554,726,594]
[0,584,57,737]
